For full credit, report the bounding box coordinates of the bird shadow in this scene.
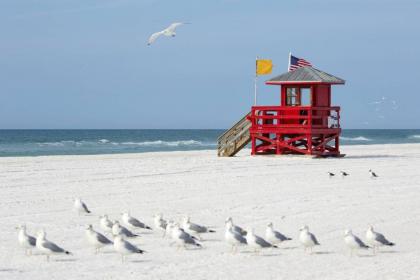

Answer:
[130,259,151,264]
[357,254,376,258]
[344,155,402,159]
[54,258,77,262]
[200,238,220,242]
[378,250,399,254]
[312,251,334,255]
[0,269,23,273]
[281,246,298,250]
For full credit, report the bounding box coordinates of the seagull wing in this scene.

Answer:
[274,230,292,241]
[43,240,67,253]
[96,232,112,245]
[255,235,274,248]
[354,235,369,248]
[81,202,90,213]
[310,233,320,245]
[28,235,37,246]
[123,240,144,253]
[147,31,164,45]
[189,222,207,233]
[375,233,394,246]
[166,22,185,32]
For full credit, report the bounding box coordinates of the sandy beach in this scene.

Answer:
[1,143,420,279]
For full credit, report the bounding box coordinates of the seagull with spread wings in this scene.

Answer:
[147,22,190,45]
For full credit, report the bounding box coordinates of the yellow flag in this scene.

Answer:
[256,59,273,75]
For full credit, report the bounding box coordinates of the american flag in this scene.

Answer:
[289,54,312,71]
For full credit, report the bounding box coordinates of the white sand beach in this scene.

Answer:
[1,144,420,279]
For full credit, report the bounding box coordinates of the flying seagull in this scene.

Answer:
[147,22,190,45]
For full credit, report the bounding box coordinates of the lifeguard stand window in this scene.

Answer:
[286,87,311,106]
[286,88,299,106]
[301,88,311,106]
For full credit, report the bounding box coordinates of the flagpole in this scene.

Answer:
[254,56,258,106]
[288,52,291,72]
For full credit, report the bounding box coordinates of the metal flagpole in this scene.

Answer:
[288,52,291,72]
[254,56,258,106]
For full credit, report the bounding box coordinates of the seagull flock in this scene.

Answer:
[327,169,379,179]
[16,188,395,262]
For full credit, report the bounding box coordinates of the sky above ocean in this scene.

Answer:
[0,0,419,129]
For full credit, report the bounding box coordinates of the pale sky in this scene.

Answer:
[0,0,419,129]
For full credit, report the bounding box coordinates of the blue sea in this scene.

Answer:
[0,129,420,157]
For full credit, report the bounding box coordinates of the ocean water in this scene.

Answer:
[0,129,420,157]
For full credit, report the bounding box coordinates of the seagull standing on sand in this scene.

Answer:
[340,171,349,178]
[369,169,379,178]
[154,213,168,237]
[17,225,36,256]
[36,230,71,261]
[225,217,247,236]
[112,221,139,238]
[246,228,277,253]
[85,225,113,254]
[366,225,395,254]
[74,198,91,215]
[265,222,292,245]
[225,223,247,253]
[99,215,114,233]
[121,212,152,231]
[113,235,145,263]
[328,172,335,178]
[343,229,370,256]
[299,225,320,253]
[171,224,202,249]
[165,220,175,239]
[147,22,190,45]
[181,216,215,240]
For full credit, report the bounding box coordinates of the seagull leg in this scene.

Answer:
[46,255,50,262]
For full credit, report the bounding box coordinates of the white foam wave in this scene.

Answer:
[408,135,420,139]
[120,140,209,147]
[36,139,215,148]
[341,136,372,141]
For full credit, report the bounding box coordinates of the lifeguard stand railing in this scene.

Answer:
[248,105,341,156]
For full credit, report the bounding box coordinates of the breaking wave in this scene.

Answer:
[341,136,372,141]
[408,135,420,139]
[37,139,215,147]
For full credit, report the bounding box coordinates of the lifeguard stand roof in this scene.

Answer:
[266,66,345,85]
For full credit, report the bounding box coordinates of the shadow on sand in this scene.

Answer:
[344,155,403,159]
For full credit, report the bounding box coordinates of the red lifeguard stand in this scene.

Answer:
[248,66,345,157]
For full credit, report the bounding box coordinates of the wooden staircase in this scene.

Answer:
[217,112,251,157]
